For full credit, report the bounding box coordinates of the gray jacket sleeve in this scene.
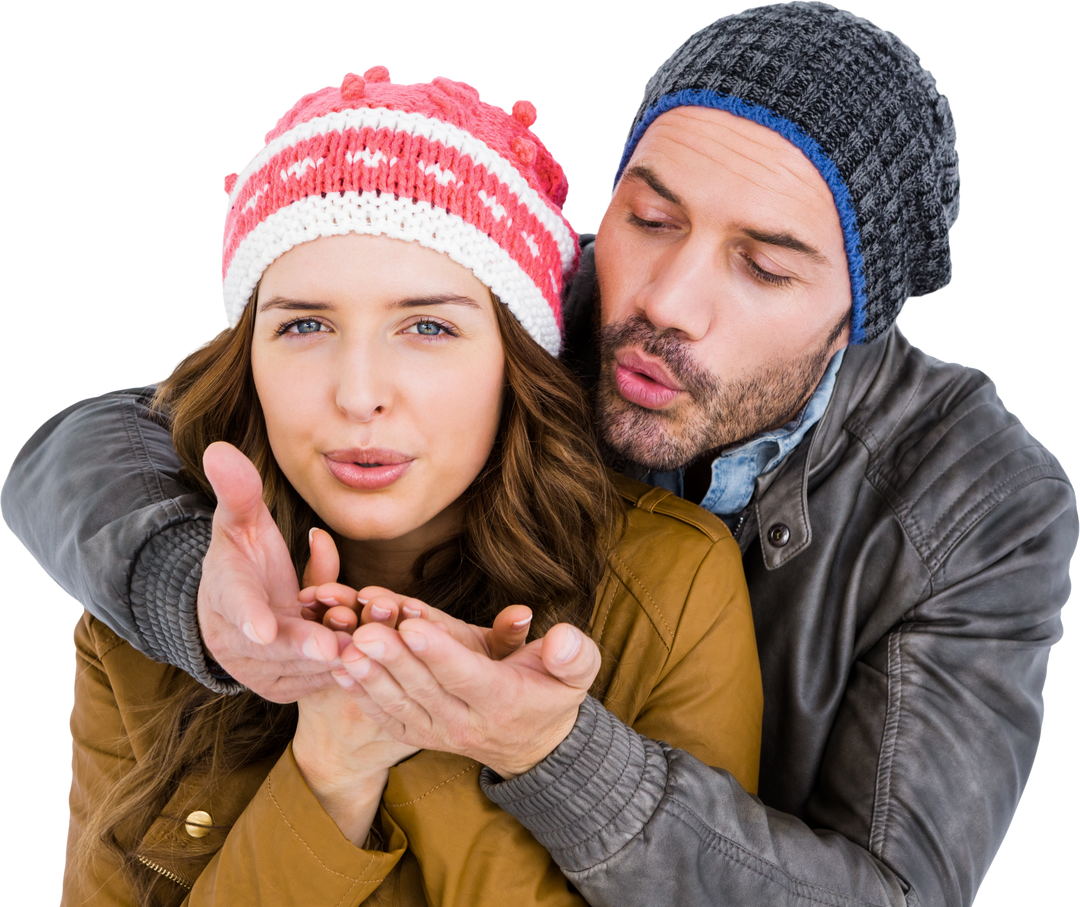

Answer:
[483,479,1076,907]
[484,698,907,905]
[1,389,235,692]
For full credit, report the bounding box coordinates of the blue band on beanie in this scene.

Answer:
[616,89,868,345]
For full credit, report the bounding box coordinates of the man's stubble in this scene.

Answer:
[595,310,848,472]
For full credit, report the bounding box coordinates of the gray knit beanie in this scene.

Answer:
[616,2,959,344]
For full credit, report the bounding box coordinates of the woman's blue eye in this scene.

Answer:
[274,318,326,337]
[410,317,457,334]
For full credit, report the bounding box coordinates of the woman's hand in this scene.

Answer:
[299,529,533,660]
[292,681,418,847]
[292,528,418,847]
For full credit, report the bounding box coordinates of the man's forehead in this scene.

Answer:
[629,106,834,211]
[621,107,843,263]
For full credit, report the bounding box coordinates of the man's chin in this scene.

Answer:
[595,379,709,472]
[600,412,691,473]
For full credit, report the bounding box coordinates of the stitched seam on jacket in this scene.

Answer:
[592,578,618,645]
[587,797,893,907]
[383,765,475,807]
[846,361,931,455]
[927,464,1065,558]
[648,499,727,539]
[95,634,128,663]
[621,478,728,540]
[266,775,378,881]
[608,550,674,644]
[870,628,904,856]
[902,406,1010,511]
[120,395,174,521]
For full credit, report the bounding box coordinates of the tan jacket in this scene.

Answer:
[63,474,762,906]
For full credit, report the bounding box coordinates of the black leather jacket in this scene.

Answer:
[483,288,1076,904]
[1,254,1074,906]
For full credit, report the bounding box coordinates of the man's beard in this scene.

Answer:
[595,314,845,471]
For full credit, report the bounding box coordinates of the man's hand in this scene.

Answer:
[198,441,340,702]
[333,618,601,778]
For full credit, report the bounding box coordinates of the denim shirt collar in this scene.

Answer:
[645,348,845,517]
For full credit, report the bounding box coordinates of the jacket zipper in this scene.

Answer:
[137,854,193,890]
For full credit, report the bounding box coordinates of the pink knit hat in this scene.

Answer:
[222,67,578,355]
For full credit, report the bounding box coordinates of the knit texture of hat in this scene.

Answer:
[222,67,577,356]
[616,2,959,344]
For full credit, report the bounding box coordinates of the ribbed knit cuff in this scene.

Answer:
[130,518,242,694]
[480,695,670,872]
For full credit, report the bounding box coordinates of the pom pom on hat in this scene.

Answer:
[340,73,366,100]
[512,100,537,127]
[513,136,537,164]
[364,65,390,82]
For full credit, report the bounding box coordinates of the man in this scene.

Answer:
[2,3,1074,906]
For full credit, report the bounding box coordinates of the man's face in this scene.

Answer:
[594,107,852,471]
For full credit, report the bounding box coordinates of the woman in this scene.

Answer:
[63,69,761,906]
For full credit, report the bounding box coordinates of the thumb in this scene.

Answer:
[540,624,601,691]
[203,441,265,532]
[303,527,341,587]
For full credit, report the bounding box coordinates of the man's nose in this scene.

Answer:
[633,241,715,341]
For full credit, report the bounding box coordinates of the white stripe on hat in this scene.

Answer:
[224,191,562,356]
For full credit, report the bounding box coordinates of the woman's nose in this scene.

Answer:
[334,342,392,422]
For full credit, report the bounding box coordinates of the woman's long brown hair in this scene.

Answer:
[79,292,624,906]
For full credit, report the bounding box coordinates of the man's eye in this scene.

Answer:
[745,257,791,288]
[628,212,669,231]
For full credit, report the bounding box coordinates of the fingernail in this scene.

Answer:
[511,616,532,630]
[302,635,328,662]
[242,621,265,645]
[400,629,426,651]
[308,527,316,545]
[354,639,385,659]
[370,605,393,620]
[345,654,371,678]
[316,596,338,605]
[331,669,355,689]
[555,628,581,664]
[402,606,422,619]
[357,596,369,605]
[328,617,350,630]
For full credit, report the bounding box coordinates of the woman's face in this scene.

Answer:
[251,233,505,554]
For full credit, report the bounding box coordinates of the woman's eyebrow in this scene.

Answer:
[394,295,482,309]
[257,297,335,314]
[258,294,482,313]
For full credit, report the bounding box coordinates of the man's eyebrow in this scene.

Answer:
[622,165,683,206]
[257,294,482,313]
[744,228,827,265]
